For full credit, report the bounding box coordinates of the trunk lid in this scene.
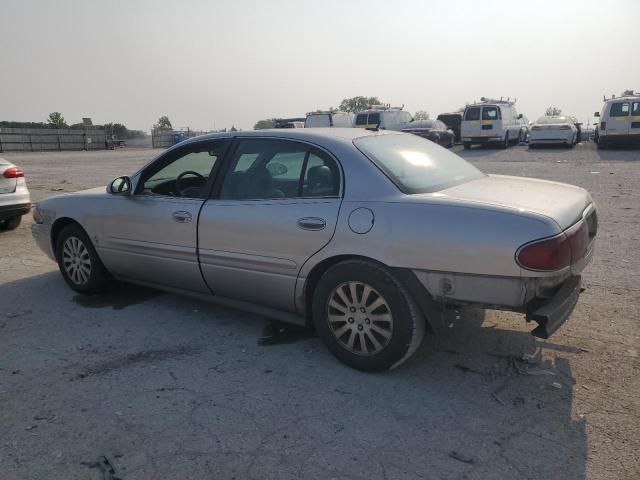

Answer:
[437,174,591,230]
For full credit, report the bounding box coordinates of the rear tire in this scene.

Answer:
[448,135,454,148]
[463,143,471,150]
[55,224,111,294]
[0,216,21,231]
[312,260,425,372]
[501,133,510,149]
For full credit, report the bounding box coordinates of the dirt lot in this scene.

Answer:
[1,142,638,480]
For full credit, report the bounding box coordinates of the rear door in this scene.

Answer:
[630,101,640,137]
[461,107,482,138]
[482,105,502,138]
[606,101,630,137]
[198,138,342,312]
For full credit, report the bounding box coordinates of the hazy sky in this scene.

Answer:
[1,0,639,131]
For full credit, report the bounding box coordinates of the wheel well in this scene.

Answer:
[303,255,378,324]
[51,217,81,257]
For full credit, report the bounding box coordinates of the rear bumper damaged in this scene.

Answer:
[526,275,581,339]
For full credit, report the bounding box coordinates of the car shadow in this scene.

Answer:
[1,273,587,479]
[595,144,640,161]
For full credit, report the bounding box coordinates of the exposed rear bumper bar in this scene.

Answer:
[526,275,581,339]
[0,202,31,220]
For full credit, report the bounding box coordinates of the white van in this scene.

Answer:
[461,98,525,149]
[354,106,413,131]
[305,111,354,128]
[594,91,640,148]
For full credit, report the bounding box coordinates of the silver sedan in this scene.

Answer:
[32,129,597,371]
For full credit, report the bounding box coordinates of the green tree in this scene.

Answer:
[545,106,562,116]
[155,115,172,129]
[47,112,68,128]
[414,110,430,120]
[338,96,382,113]
[253,118,277,130]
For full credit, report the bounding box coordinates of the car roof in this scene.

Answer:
[176,128,400,148]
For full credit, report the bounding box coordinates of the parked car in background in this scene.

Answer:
[274,120,305,129]
[436,112,463,143]
[32,129,597,372]
[305,111,354,128]
[461,98,525,149]
[594,90,640,149]
[0,158,31,231]
[354,106,413,131]
[402,119,455,147]
[529,116,578,148]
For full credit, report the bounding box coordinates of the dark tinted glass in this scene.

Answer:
[610,102,630,116]
[355,114,367,126]
[464,107,480,121]
[368,113,380,125]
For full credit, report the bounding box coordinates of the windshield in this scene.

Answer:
[354,134,484,194]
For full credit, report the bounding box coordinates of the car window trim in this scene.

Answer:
[208,136,344,201]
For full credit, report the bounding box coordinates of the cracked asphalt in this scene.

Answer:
[1,142,638,479]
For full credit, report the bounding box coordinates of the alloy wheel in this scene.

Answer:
[326,281,394,355]
[62,236,92,285]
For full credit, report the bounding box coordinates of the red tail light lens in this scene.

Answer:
[600,121,606,130]
[3,166,24,178]
[517,235,571,271]
[517,221,590,271]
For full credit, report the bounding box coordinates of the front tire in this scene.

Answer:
[0,216,22,231]
[463,142,471,150]
[312,260,425,372]
[56,224,111,294]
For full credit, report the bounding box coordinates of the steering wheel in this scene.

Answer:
[175,170,206,196]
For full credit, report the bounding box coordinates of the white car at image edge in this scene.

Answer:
[0,157,31,231]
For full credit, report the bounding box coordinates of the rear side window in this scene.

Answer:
[220,139,339,200]
[464,107,480,121]
[482,107,499,120]
[610,102,630,117]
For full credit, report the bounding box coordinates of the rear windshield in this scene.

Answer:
[354,134,484,194]
[536,116,569,124]
[610,102,630,117]
[355,114,368,126]
[482,106,499,120]
[464,107,480,121]
[305,114,330,128]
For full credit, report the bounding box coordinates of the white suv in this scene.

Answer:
[0,158,31,231]
[461,98,526,149]
[594,91,640,149]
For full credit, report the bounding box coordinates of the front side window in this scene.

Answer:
[482,106,499,120]
[354,134,484,194]
[610,102,630,117]
[464,107,480,121]
[140,141,226,198]
[220,139,339,200]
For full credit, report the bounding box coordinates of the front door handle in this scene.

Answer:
[172,211,192,223]
[297,217,326,231]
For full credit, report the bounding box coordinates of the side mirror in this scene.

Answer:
[108,176,132,195]
[517,113,523,119]
[594,112,600,117]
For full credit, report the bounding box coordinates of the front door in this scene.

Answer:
[97,140,227,293]
[198,138,342,312]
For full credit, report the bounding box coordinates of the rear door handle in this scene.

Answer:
[297,217,326,231]
[172,211,192,223]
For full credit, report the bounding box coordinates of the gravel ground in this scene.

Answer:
[0,142,638,480]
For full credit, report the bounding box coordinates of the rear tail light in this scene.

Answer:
[3,166,24,178]
[517,221,590,271]
[600,121,606,131]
